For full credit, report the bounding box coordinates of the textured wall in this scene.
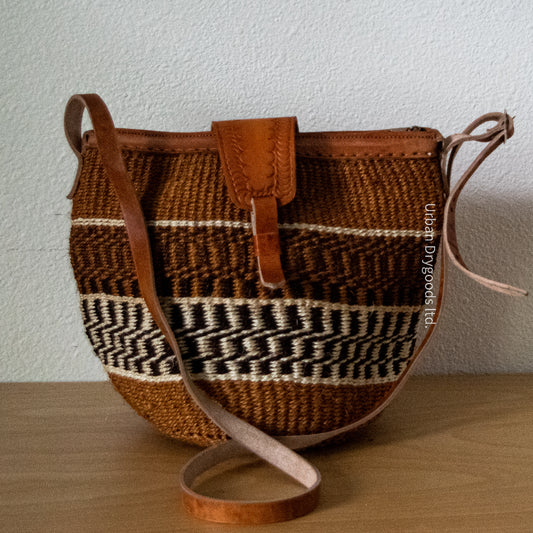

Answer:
[1,0,531,381]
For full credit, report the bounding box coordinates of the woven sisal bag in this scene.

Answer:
[65,94,526,524]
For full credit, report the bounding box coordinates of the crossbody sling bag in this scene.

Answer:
[65,94,526,524]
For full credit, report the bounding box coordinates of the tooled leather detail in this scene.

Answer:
[213,117,297,211]
[228,122,275,206]
[212,117,296,289]
[272,118,296,204]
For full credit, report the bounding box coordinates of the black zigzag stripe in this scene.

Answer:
[81,296,422,383]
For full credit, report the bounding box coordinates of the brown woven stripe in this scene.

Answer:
[70,225,436,305]
[281,157,443,229]
[72,149,244,221]
[71,148,444,230]
[109,373,394,446]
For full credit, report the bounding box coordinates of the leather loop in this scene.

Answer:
[441,113,527,297]
[180,440,320,524]
[251,196,285,288]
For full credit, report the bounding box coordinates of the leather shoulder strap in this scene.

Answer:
[65,95,319,524]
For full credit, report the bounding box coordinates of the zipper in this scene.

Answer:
[387,126,427,132]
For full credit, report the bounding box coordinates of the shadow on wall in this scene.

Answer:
[415,193,533,375]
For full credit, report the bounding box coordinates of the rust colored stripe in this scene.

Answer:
[109,373,395,446]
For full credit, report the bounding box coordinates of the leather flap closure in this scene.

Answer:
[212,117,298,211]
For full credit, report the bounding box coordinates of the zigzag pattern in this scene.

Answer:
[70,224,430,305]
[80,295,421,385]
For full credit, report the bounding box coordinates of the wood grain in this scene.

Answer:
[1,376,532,532]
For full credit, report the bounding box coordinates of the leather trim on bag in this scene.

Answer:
[83,128,442,158]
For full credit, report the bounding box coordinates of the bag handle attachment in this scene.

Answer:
[65,96,526,524]
[441,112,527,297]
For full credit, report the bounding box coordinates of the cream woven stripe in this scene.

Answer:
[72,217,436,238]
[81,292,423,313]
[102,365,401,386]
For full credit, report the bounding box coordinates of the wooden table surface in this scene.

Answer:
[1,376,532,532]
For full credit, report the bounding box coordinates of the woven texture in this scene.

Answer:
[70,144,444,445]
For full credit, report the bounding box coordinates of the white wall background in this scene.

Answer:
[1,0,531,382]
